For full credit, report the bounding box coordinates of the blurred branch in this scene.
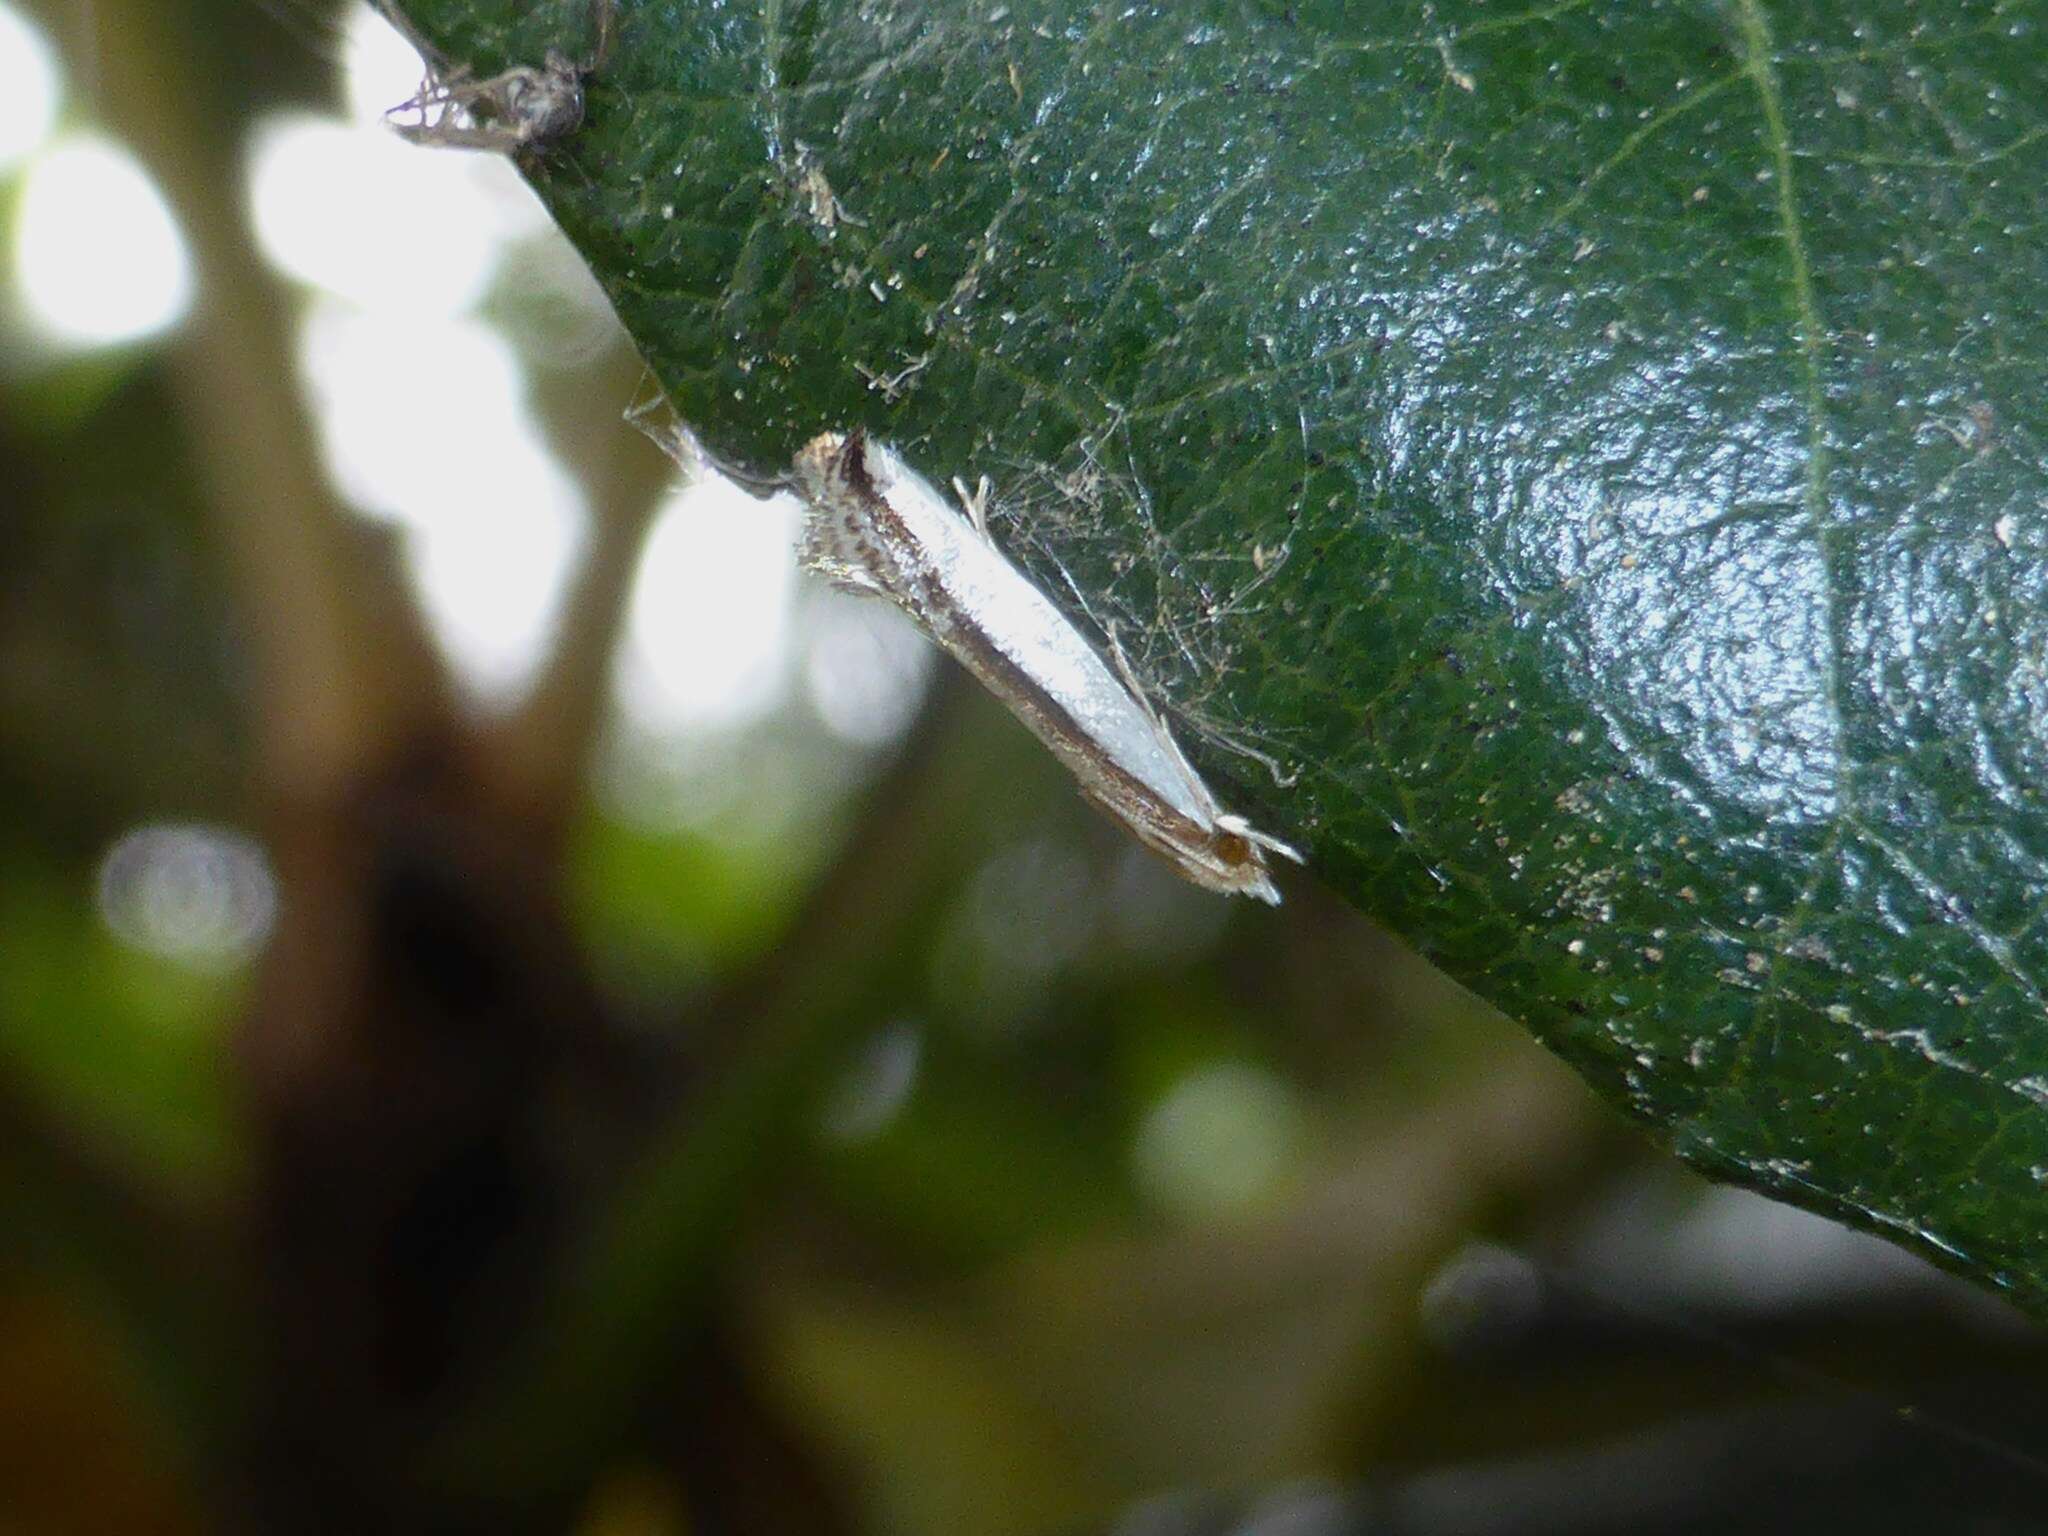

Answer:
[440,673,979,1502]
[69,0,447,798]
[487,352,675,838]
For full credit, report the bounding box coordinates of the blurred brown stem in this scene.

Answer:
[439,673,977,1503]
[50,2,914,1529]
[487,354,676,841]
[72,0,447,800]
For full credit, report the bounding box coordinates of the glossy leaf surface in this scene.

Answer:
[397,0,2048,1306]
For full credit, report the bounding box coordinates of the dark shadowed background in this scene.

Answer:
[6,1,2048,1531]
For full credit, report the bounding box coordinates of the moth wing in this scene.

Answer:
[812,560,889,599]
[1093,621,1232,820]
[798,506,889,598]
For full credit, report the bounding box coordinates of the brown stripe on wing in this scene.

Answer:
[821,434,1251,880]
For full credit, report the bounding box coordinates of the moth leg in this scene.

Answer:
[1101,619,1176,740]
[951,474,994,540]
[392,120,528,152]
[388,69,517,149]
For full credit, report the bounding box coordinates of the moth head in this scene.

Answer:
[795,430,847,476]
[1214,812,1305,867]
[1211,827,1255,867]
[795,430,886,504]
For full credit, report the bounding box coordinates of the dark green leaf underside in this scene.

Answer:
[398,0,2048,1307]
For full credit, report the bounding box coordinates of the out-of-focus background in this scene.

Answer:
[7,2,2048,1531]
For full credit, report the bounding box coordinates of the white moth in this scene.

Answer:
[794,431,1303,903]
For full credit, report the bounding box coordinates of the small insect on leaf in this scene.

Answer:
[378,0,612,155]
[794,431,1303,903]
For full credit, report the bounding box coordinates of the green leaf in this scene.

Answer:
[395,0,2048,1306]
[0,874,244,1198]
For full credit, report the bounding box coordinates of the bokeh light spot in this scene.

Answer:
[1132,1061,1304,1221]
[96,824,276,970]
[246,111,506,316]
[339,0,431,128]
[295,299,585,696]
[802,592,935,748]
[0,3,61,172]
[615,480,801,734]
[820,1022,924,1144]
[16,134,193,348]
